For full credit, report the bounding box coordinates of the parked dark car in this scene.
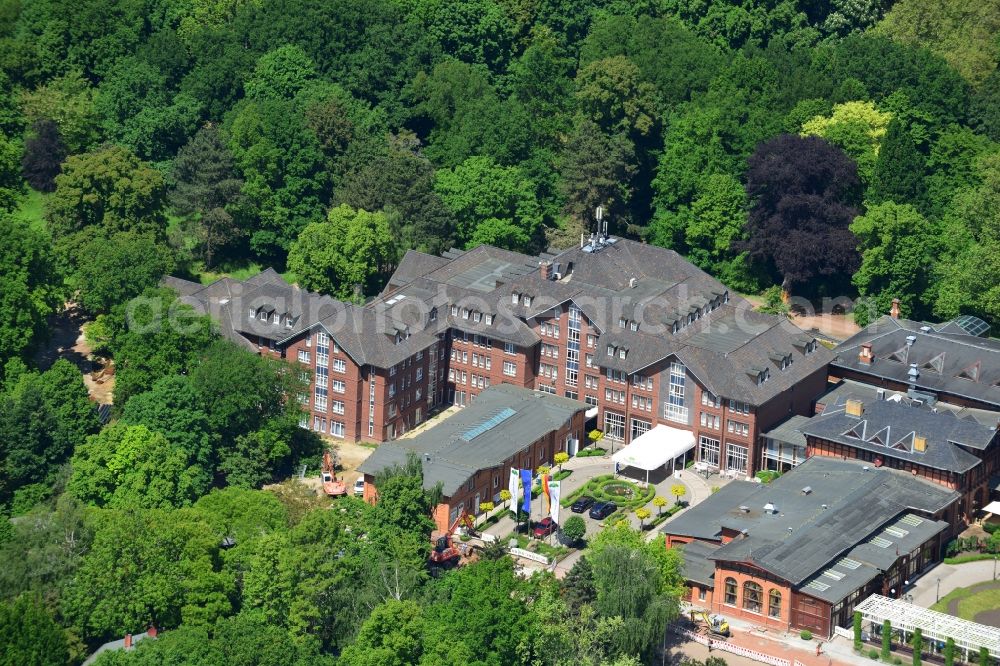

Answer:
[533,517,557,538]
[589,501,617,520]
[570,495,595,513]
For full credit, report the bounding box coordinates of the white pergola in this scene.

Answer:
[611,424,695,483]
[854,594,1000,661]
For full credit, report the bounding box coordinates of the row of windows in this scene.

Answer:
[631,395,653,412]
[540,363,558,380]
[727,420,750,437]
[605,388,626,404]
[541,343,559,358]
[312,416,345,438]
[697,436,749,473]
[722,578,781,619]
[540,321,560,338]
[450,305,495,326]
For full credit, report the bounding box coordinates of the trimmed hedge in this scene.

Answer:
[576,447,607,458]
[560,475,654,510]
[944,553,1000,564]
[553,469,573,481]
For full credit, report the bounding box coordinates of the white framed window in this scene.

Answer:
[729,399,750,415]
[630,418,651,442]
[665,362,688,423]
[451,305,458,316]
[388,382,396,397]
[511,293,519,304]
[607,345,614,357]
[699,435,721,467]
[333,358,347,374]
[330,421,345,438]
[298,413,308,428]
[503,361,516,376]
[298,349,311,364]
[332,380,346,394]
[473,312,481,323]
[604,411,625,441]
[485,314,493,325]
[523,296,532,308]
[726,442,748,474]
[389,365,397,377]
[727,420,750,437]
[585,375,598,389]
[331,400,345,415]
[504,342,515,355]
[702,390,721,407]
[587,334,596,348]
[416,367,423,381]
[249,307,256,318]
[700,412,720,430]
[314,386,328,412]
[315,365,328,388]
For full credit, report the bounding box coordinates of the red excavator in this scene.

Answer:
[429,509,476,569]
[321,451,347,497]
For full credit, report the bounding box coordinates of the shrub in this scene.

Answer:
[869,650,880,660]
[588,429,603,442]
[893,658,903,665]
[881,620,892,660]
[854,611,863,652]
[561,515,585,543]
[800,630,812,640]
[913,628,922,666]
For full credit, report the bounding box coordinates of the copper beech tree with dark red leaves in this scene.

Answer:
[742,134,862,300]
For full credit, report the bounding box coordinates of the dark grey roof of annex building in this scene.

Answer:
[832,315,1000,409]
[662,457,958,594]
[357,384,586,497]
[801,394,997,475]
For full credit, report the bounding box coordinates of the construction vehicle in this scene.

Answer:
[690,610,730,638]
[321,451,347,497]
[429,509,476,569]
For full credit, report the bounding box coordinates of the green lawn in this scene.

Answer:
[930,580,1000,620]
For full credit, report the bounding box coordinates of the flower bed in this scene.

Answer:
[560,474,654,510]
[575,447,607,458]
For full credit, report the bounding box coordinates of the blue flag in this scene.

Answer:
[519,469,532,514]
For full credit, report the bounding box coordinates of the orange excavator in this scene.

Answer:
[429,509,476,569]
[321,451,347,497]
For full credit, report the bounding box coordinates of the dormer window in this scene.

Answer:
[723,291,730,304]
[619,318,627,329]
[429,307,438,322]
[523,296,532,308]
[473,312,481,323]
[630,321,638,332]
[512,292,520,305]
[671,322,679,334]
[781,355,792,370]
[484,314,493,325]
[805,340,817,354]
[619,348,627,360]
[607,345,615,357]
[285,316,293,329]
[249,307,257,318]
[758,368,770,385]
[259,310,268,321]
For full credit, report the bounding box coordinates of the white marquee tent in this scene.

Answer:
[611,424,696,482]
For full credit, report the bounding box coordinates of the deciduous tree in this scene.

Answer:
[287,204,396,299]
[742,134,862,298]
[21,119,66,192]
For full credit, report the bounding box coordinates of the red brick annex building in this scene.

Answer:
[165,236,831,480]
[663,457,959,638]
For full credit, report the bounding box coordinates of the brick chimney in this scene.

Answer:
[124,634,133,649]
[890,298,900,319]
[147,625,158,638]
[859,342,873,366]
[539,261,552,280]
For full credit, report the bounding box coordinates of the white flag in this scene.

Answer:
[508,467,519,515]
[549,480,561,525]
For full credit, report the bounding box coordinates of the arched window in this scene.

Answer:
[724,577,738,606]
[743,581,763,613]
[768,589,782,618]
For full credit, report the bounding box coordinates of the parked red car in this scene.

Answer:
[533,517,557,538]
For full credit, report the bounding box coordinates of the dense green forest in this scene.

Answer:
[1,0,999,663]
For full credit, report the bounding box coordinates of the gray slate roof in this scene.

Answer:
[663,457,958,592]
[762,414,812,448]
[358,384,586,497]
[163,238,832,397]
[679,539,719,587]
[803,396,997,474]
[833,316,1000,409]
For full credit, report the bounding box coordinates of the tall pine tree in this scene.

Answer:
[869,118,926,207]
[170,124,244,267]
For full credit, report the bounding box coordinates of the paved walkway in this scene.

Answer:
[717,615,864,666]
[907,558,999,608]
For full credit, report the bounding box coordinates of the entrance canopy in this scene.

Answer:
[612,424,695,471]
[983,500,1000,515]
